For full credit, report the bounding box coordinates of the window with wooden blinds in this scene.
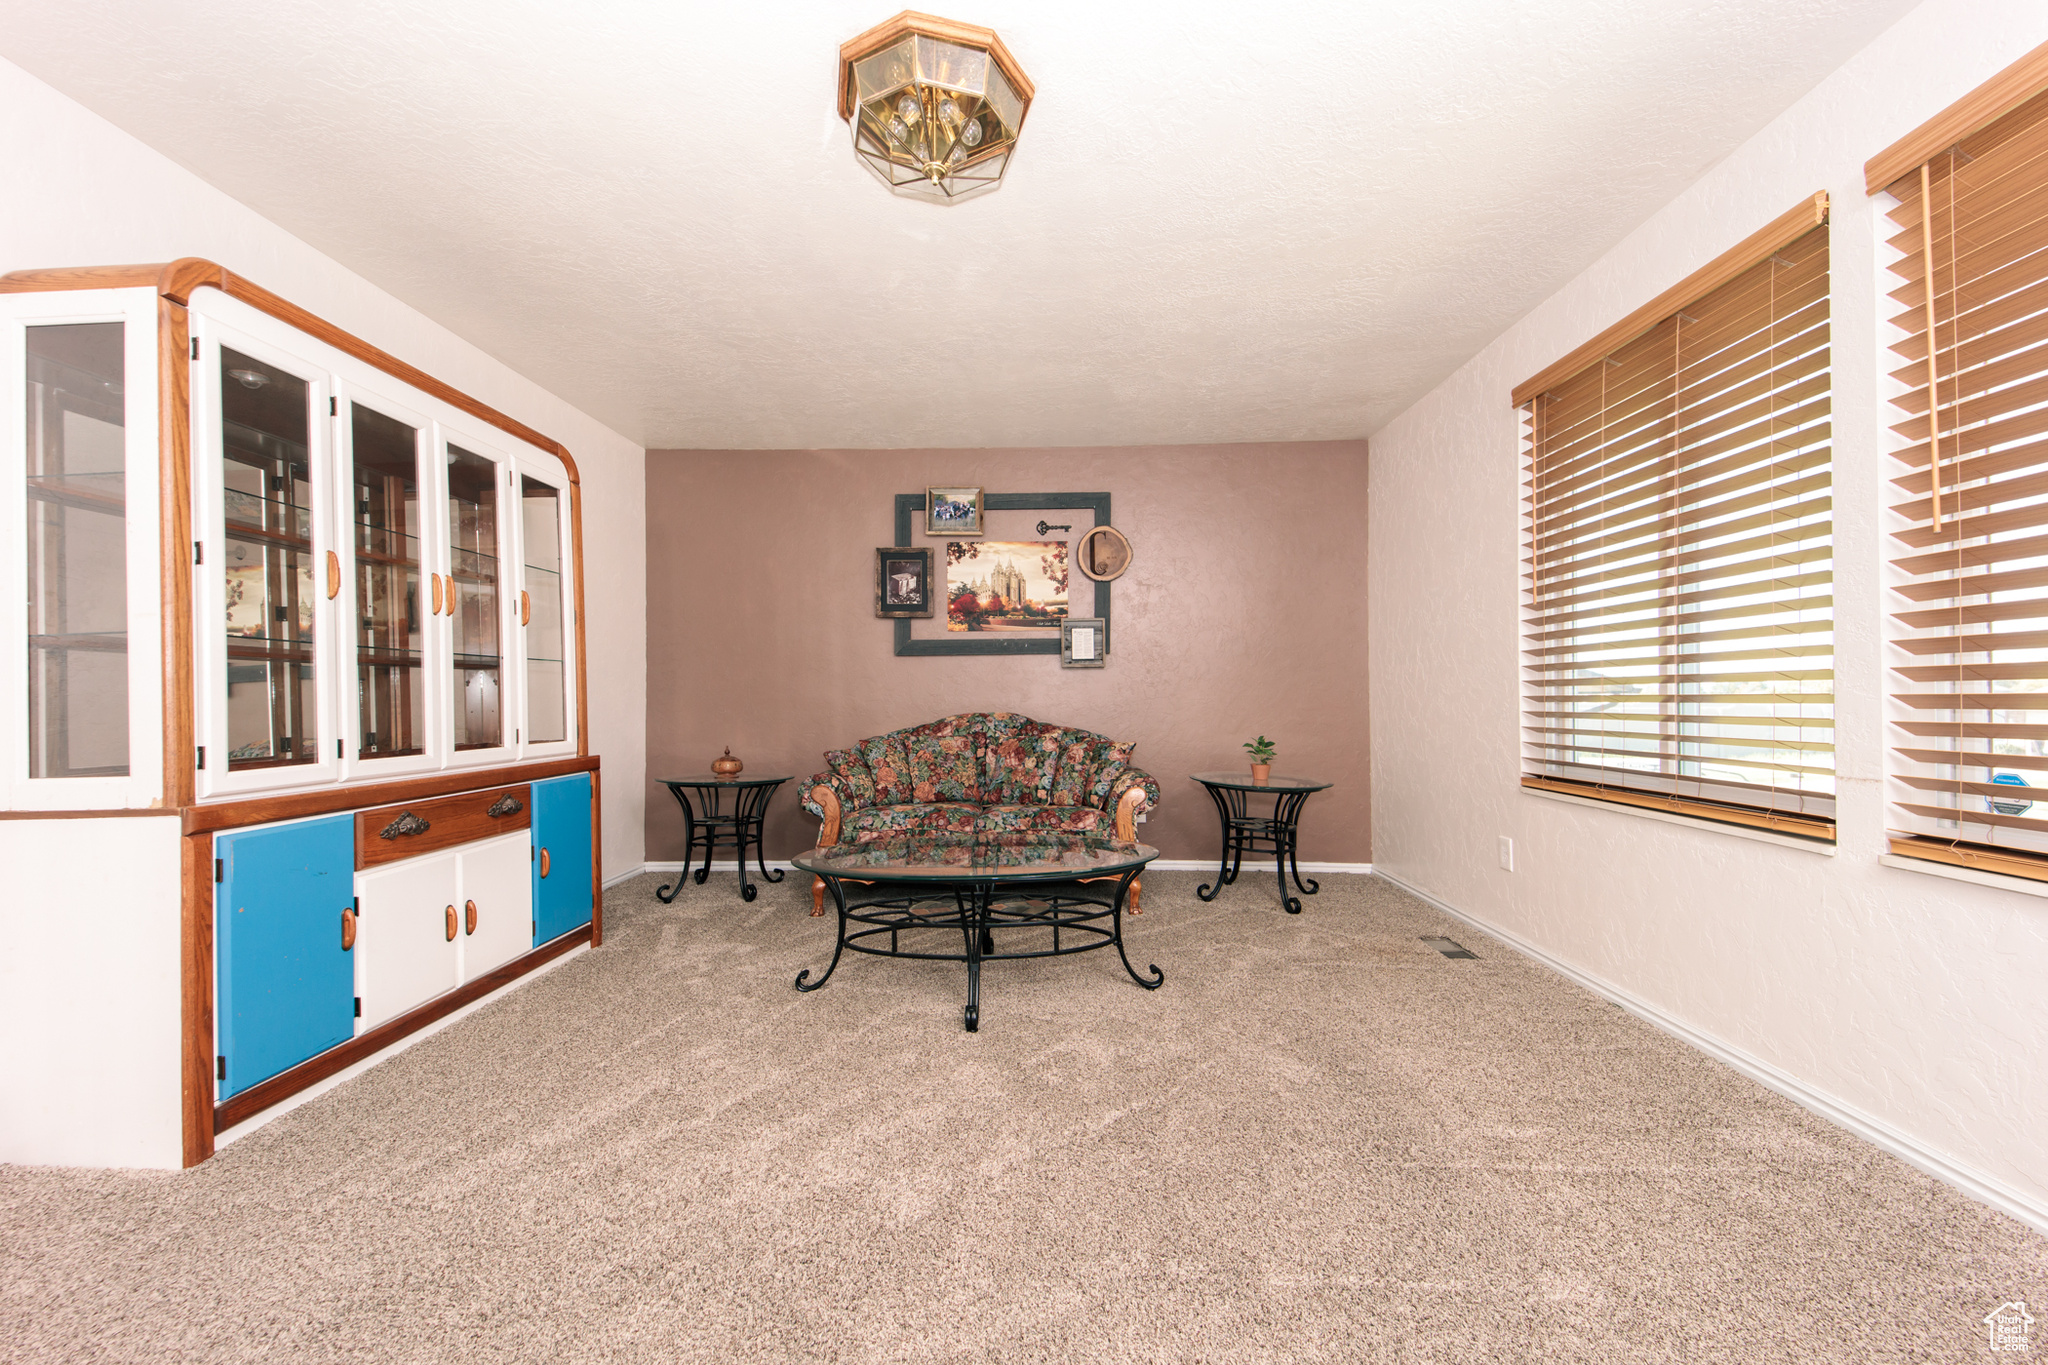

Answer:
[1880,80,2048,881]
[1519,215,1834,840]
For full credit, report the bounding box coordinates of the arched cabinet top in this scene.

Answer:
[0,259,579,487]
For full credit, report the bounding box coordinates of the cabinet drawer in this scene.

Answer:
[356,784,531,869]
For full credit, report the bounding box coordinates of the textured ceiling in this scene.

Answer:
[2,0,1915,449]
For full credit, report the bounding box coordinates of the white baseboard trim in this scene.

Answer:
[1373,869,2048,1237]
[602,863,649,890]
[637,859,1375,877]
[641,859,794,876]
[1148,859,1375,874]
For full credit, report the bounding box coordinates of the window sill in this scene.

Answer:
[1878,853,2048,900]
[1521,783,1837,856]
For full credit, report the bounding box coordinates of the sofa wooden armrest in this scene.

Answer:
[809,784,841,916]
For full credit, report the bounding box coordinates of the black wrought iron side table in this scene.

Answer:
[1189,773,1332,914]
[657,775,792,903]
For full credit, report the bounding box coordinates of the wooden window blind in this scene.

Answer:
[1878,78,2048,880]
[1519,206,1834,840]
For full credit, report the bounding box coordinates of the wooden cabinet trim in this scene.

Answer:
[211,924,591,1133]
[589,768,604,948]
[159,297,196,812]
[0,263,168,292]
[0,808,176,820]
[180,830,215,1168]
[181,755,596,835]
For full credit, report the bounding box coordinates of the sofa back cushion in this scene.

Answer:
[854,732,917,806]
[903,720,980,803]
[1050,733,1138,809]
[980,718,1065,805]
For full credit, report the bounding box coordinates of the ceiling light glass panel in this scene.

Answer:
[840,13,1033,205]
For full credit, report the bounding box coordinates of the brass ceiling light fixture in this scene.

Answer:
[838,10,1034,204]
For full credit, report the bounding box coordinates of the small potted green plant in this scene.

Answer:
[1244,735,1276,785]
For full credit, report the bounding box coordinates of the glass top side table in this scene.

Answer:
[1188,772,1333,914]
[657,774,792,903]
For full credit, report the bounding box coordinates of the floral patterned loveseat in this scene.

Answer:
[799,712,1160,915]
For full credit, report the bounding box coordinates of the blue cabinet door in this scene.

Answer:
[215,814,356,1099]
[532,773,593,944]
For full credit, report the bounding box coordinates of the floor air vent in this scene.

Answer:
[1420,936,1478,959]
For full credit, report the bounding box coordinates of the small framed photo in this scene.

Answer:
[926,486,983,537]
[875,547,935,618]
[1061,616,1107,668]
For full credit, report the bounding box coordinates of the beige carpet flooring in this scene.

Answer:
[2,870,2043,1363]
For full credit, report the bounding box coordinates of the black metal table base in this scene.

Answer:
[796,868,1160,1032]
[656,779,788,903]
[1196,783,1321,913]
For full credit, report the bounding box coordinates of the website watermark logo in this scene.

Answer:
[1985,1301,2034,1353]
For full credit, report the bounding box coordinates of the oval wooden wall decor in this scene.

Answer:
[1076,525,1132,582]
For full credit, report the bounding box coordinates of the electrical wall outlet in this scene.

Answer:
[1498,835,1515,871]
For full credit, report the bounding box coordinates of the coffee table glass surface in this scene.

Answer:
[795,833,1156,880]
[791,834,1162,1032]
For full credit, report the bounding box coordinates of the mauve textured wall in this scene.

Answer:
[644,443,1369,864]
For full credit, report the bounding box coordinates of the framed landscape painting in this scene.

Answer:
[944,540,1067,632]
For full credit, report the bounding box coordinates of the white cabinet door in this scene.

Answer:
[354,849,460,1029]
[458,832,531,983]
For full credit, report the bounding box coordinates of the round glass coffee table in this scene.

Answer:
[791,835,1162,1032]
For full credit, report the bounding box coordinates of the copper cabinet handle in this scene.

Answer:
[434,573,447,615]
[445,904,457,941]
[326,550,340,600]
[342,907,356,951]
[465,899,477,935]
[520,590,530,626]
[445,578,457,615]
[539,848,550,879]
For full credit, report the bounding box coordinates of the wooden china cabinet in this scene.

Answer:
[0,261,600,1168]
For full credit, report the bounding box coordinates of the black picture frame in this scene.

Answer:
[875,546,934,618]
[893,492,1111,656]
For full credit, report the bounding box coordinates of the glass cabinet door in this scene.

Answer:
[445,444,506,756]
[219,347,320,775]
[191,306,335,799]
[2,286,160,810]
[26,323,128,779]
[519,472,568,748]
[348,400,427,766]
[182,293,577,797]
